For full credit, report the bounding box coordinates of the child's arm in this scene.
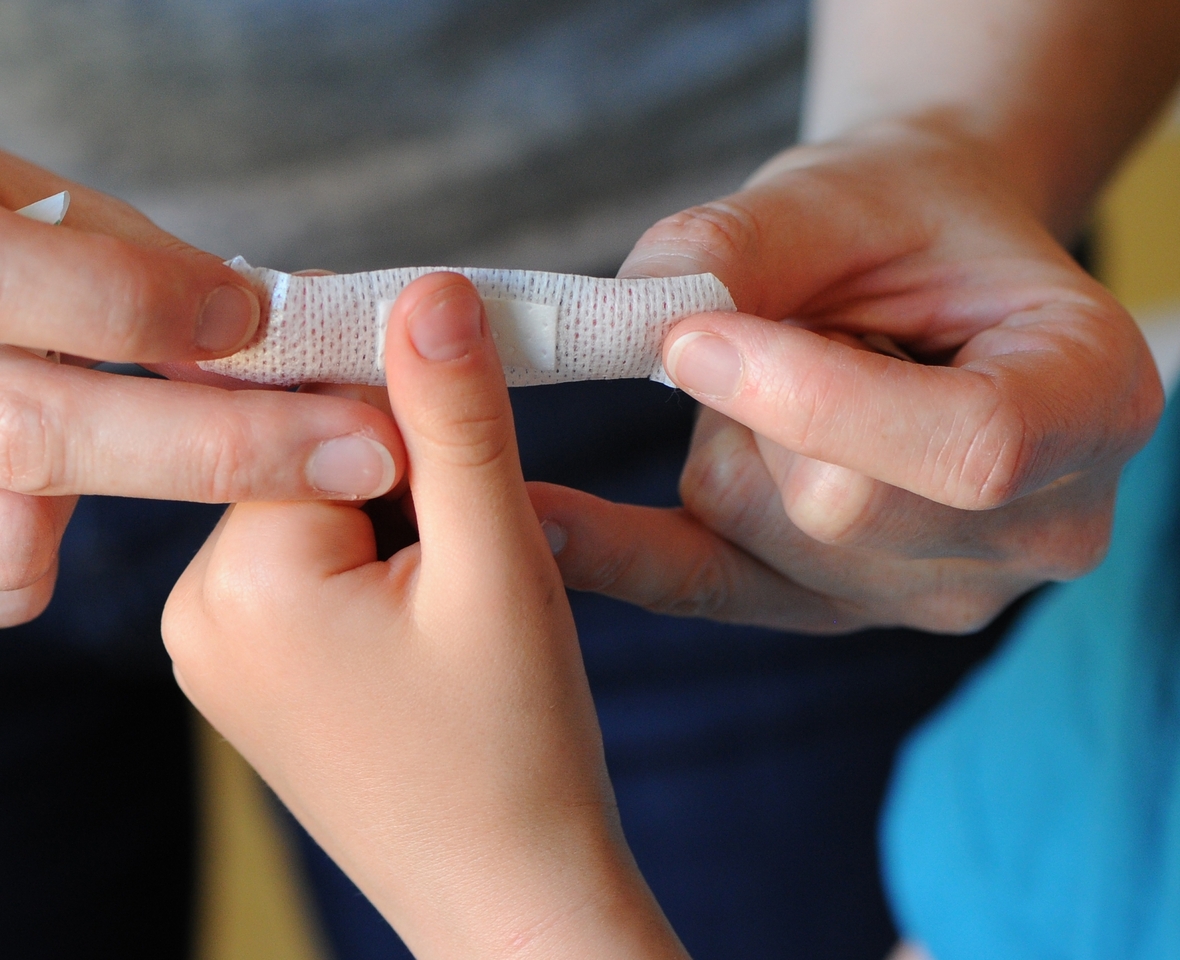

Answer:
[163,273,688,960]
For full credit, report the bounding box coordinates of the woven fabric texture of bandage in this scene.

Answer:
[199,259,736,388]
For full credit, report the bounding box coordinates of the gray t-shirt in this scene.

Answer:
[0,0,806,274]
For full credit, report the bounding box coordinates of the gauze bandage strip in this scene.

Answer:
[199,258,736,388]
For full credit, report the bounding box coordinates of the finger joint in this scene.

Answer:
[0,389,64,494]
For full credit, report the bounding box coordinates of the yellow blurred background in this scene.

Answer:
[1098,91,1180,389]
[193,722,331,960]
[190,92,1180,960]
[1099,94,1180,316]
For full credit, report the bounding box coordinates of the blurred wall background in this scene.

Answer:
[1098,90,1180,386]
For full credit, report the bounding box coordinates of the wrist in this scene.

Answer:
[489,851,689,960]
[361,816,688,960]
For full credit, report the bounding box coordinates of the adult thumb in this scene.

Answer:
[382,272,545,578]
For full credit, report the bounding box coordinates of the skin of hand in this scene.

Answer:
[162,273,688,960]
[0,152,405,627]
[526,119,1164,633]
[523,0,1180,634]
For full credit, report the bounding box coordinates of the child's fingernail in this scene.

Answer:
[196,285,260,354]
[665,331,742,399]
[541,520,568,555]
[306,435,396,499]
[407,285,484,361]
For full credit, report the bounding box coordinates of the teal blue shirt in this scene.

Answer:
[882,391,1180,959]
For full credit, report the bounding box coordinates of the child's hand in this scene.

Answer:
[163,274,686,960]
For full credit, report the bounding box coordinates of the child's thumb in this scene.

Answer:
[383,273,542,574]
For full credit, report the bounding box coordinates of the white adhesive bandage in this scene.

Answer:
[200,259,735,388]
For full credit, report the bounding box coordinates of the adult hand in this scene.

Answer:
[529,119,1163,633]
[163,274,685,960]
[0,152,403,626]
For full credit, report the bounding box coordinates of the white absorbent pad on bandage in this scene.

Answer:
[199,258,735,388]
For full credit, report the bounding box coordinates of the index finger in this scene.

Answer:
[661,302,1162,510]
[0,208,259,362]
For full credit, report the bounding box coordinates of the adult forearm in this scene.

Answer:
[804,0,1180,239]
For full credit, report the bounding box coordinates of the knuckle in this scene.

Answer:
[788,502,860,546]
[782,463,876,546]
[99,254,158,358]
[680,432,772,541]
[198,535,313,639]
[570,525,734,621]
[949,391,1032,510]
[1016,498,1115,582]
[656,548,735,620]
[681,465,758,537]
[0,388,63,494]
[0,228,169,361]
[909,589,1009,635]
[192,554,272,647]
[575,537,639,596]
[418,393,512,470]
[776,341,843,453]
[1049,522,1111,580]
[163,545,270,668]
[191,418,255,502]
[81,242,171,360]
[639,200,759,270]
